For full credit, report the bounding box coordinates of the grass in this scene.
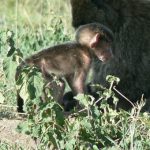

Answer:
[0,0,72,30]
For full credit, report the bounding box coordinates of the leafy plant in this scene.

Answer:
[16,71,150,149]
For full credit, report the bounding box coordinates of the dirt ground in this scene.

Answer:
[0,118,36,149]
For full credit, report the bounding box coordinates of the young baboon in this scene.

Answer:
[76,23,113,62]
[70,0,150,111]
[16,23,114,112]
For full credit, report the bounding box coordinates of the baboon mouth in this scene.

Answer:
[99,55,107,62]
[98,51,113,62]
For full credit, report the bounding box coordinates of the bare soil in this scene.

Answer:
[0,118,36,149]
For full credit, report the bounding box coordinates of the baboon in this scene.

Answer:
[16,23,114,112]
[70,0,150,110]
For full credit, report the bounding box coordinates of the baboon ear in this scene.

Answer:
[90,33,100,48]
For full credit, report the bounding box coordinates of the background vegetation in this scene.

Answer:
[0,0,150,149]
[0,0,72,107]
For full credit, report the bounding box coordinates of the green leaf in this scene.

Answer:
[74,94,90,107]
[19,80,29,101]
[106,75,120,84]
[27,79,36,100]
[65,139,76,150]
[93,145,99,150]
